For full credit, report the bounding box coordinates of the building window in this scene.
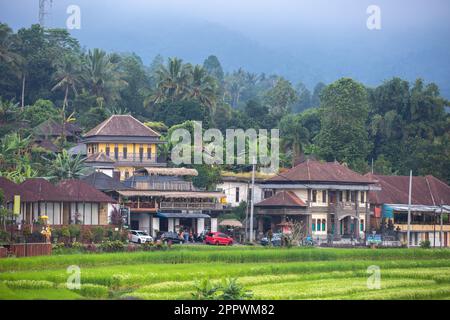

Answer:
[346,191,350,202]
[322,190,327,203]
[360,219,364,232]
[339,191,343,202]
[114,144,119,160]
[235,187,240,203]
[123,146,128,159]
[264,190,273,199]
[139,145,144,162]
[105,144,110,157]
[312,219,316,232]
[322,219,326,232]
[351,191,356,203]
[248,187,252,201]
[147,145,152,159]
[312,190,317,202]
[317,220,321,231]
[360,191,365,203]
[125,171,129,179]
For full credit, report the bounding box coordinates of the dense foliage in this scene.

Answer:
[0,23,449,184]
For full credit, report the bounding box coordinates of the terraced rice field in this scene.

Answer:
[1,246,450,300]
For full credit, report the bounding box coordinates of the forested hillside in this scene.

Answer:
[0,23,449,184]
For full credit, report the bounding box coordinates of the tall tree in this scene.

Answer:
[203,55,224,82]
[264,78,298,121]
[316,78,371,169]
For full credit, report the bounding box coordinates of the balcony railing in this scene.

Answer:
[160,202,223,210]
[103,152,165,164]
[133,181,194,191]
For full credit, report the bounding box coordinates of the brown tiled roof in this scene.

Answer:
[82,172,129,192]
[35,139,59,152]
[255,191,306,207]
[34,119,81,137]
[84,115,160,137]
[20,178,70,202]
[366,174,450,206]
[57,180,116,203]
[267,160,374,184]
[85,152,115,163]
[0,177,26,202]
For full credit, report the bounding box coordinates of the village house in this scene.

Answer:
[366,174,450,247]
[216,172,274,208]
[117,167,226,237]
[0,177,115,226]
[255,160,379,242]
[82,115,166,180]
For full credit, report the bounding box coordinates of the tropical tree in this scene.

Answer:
[147,57,192,106]
[82,48,126,107]
[279,115,310,167]
[0,133,32,172]
[45,150,88,181]
[187,65,217,110]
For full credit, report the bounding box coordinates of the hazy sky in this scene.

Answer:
[1,0,450,95]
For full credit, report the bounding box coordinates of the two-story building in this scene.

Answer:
[117,167,226,237]
[216,172,274,208]
[82,115,166,180]
[255,160,378,242]
[366,174,450,247]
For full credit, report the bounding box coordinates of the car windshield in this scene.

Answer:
[137,231,148,236]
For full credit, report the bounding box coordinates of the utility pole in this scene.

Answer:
[407,170,412,248]
[249,156,256,243]
[440,202,444,249]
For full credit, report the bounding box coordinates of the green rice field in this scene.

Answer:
[1,246,450,300]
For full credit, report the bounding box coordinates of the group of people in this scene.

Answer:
[178,229,196,243]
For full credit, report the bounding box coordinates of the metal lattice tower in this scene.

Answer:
[38,0,53,27]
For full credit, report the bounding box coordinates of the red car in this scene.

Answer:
[204,232,233,246]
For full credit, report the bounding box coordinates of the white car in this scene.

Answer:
[130,230,153,244]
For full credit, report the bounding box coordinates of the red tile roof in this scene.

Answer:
[255,191,306,207]
[57,179,116,203]
[268,160,374,184]
[84,115,160,138]
[366,174,450,206]
[20,179,70,202]
[0,177,26,202]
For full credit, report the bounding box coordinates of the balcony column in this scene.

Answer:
[211,218,218,232]
[197,218,205,236]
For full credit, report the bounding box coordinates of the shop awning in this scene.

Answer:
[382,204,450,218]
[156,212,211,219]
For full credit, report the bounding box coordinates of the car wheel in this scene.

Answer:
[215,241,220,246]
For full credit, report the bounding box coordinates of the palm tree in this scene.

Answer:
[146,57,192,106]
[188,65,217,110]
[0,133,32,172]
[0,24,24,106]
[0,98,19,124]
[45,150,87,182]
[82,49,126,107]
[52,54,82,144]
[280,116,310,167]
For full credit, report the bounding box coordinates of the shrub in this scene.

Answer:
[218,278,253,300]
[71,242,84,252]
[100,240,125,253]
[79,284,109,299]
[81,229,94,244]
[3,280,54,290]
[191,279,219,300]
[60,226,71,244]
[69,225,81,242]
[92,227,105,243]
[420,240,431,249]
[0,230,10,243]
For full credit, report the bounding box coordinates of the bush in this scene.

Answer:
[0,230,10,243]
[81,229,94,244]
[69,225,81,242]
[79,284,109,299]
[92,227,105,243]
[3,280,54,290]
[71,241,84,252]
[100,240,125,253]
[420,240,431,249]
[191,278,253,300]
[219,278,253,300]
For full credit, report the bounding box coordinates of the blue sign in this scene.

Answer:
[367,234,382,244]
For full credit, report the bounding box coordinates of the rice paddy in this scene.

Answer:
[1,246,449,300]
